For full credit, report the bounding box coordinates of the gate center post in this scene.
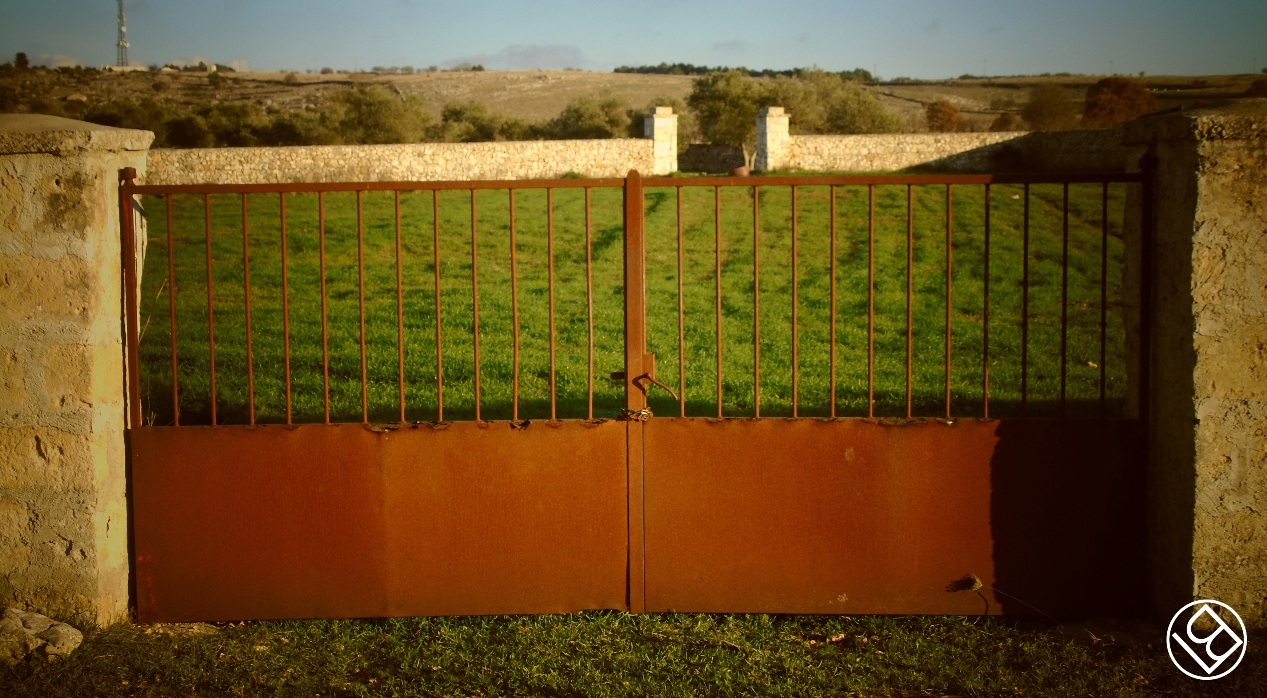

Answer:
[623,170,647,613]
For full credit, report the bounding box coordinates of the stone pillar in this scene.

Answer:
[754,106,790,172]
[1123,101,1267,626]
[0,115,152,625]
[644,106,678,175]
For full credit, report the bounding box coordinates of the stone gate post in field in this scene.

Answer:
[1125,101,1267,626]
[754,106,790,172]
[644,106,678,175]
[0,115,152,625]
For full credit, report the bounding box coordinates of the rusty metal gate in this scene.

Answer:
[120,167,1151,622]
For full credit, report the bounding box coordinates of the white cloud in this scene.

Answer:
[34,53,84,68]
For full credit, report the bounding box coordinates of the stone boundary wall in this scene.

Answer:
[143,139,655,185]
[780,129,1130,173]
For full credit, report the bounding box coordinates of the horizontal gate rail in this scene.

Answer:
[120,169,1150,426]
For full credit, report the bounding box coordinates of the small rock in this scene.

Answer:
[0,608,83,665]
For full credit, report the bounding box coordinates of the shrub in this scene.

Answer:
[925,99,967,132]
[433,101,508,142]
[320,67,334,75]
[283,72,299,84]
[15,52,29,70]
[989,112,1025,132]
[546,93,631,139]
[768,70,902,135]
[208,71,226,89]
[1081,77,1158,128]
[326,84,430,144]
[1245,79,1267,98]
[1021,84,1078,131]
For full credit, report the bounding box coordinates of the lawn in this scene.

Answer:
[3,613,1260,697]
[136,176,1132,425]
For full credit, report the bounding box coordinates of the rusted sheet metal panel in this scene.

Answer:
[131,420,627,623]
[643,418,1145,616]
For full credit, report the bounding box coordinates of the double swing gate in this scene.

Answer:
[120,167,1151,623]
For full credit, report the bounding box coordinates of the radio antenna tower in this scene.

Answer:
[116,0,130,67]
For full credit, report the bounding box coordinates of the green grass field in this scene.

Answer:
[137,179,1131,425]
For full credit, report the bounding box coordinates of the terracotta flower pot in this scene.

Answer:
[729,165,750,177]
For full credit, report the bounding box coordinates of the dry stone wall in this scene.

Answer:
[779,130,1130,173]
[0,115,151,626]
[144,139,656,185]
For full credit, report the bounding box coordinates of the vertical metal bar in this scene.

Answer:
[357,190,367,424]
[242,193,255,426]
[791,185,799,418]
[510,188,519,421]
[204,194,217,426]
[944,184,952,420]
[623,170,647,615]
[471,189,481,422]
[677,186,685,418]
[1100,182,1109,418]
[165,195,179,425]
[906,184,913,420]
[396,190,406,423]
[120,172,142,427]
[867,185,875,419]
[1021,183,1030,416]
[319,192,329,425]
[548,188,557,421]
[983,185,991,419]
[829,185,837,419]
[716,185,723,419]
[585,187,594,420]
[281,193,292,425]
[1060,182,1069,418]
[433,190,443,422]
[752,185,759,417]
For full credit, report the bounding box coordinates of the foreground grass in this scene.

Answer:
[2,613,1259,697]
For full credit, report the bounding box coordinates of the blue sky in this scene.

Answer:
[2,0,1264,78]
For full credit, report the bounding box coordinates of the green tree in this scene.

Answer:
[1081,77,1158,128]
[687,70,764,167]
[15,52,29,70]
[1021,84,1079,131]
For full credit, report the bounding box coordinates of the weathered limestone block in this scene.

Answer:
[1124,100,1267,626]
[644,106,678,175]
[0,114,152,626]
[754,106,790,172]
[0,607,83,665]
